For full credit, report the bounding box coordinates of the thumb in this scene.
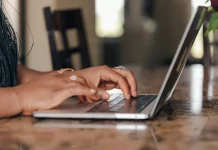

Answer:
[96,88,110,100]
[86,88,110,101]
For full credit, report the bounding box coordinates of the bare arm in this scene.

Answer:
[0,65,50,118]
[0,88,22,118]
[0,65,137,118]
[17,64,50,84]
[0,73,98,118]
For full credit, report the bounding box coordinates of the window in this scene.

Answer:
[95,0,125,37]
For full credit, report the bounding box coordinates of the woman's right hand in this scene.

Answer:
[14,72,99,115]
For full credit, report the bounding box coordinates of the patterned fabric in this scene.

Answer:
[0,1,18,87]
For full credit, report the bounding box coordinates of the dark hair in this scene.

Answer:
[0,0,18,87]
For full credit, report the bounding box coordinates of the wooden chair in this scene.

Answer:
[43,7,91,70]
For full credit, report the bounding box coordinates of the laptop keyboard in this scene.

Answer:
[88,95,158,113]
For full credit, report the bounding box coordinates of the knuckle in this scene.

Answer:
[52,72,62,79]
[49,71,58,76]
[127,70,134,76]
[102,65,110,70]
[79,76,86,82]
[81,76,86,80]
[99,65,111,75]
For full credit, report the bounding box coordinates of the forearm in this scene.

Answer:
[17,65,50,84]
[0,88,22,118]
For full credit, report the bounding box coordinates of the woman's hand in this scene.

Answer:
[67,66,138,101]
[14,72,99,115]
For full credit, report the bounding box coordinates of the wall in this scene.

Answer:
[3,0,19,33]
[150,0,191,66]
[25,0,54,71]
[120,0,153,66]
[25,0,101,71]
[120,0,192,67]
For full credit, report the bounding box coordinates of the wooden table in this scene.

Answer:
[1,65,218,150]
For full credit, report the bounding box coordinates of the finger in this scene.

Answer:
[99,81,107,90]
[53,75,80,89]
[99,81,117,90]
[100,66,130,100]
[64,76,87,89]
[70,76,103,101]
[71,76,93,101]
[83,93,100,101]
[69,75,86,83]
[67,79,105,101]
[70,75,109,101]
[69,75,78,81]
[69,76,100,101]
[61,74,86,84]
[85,96,93,104]
[113,68,137,97]
[83,88,110,101]
[87,95,100,101]
[52,82,97,107]
[77,96,85,103]
[96,89,110,100]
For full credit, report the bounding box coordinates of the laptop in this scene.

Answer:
[33,6,208,120]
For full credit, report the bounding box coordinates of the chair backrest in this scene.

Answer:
[44,7,91,70]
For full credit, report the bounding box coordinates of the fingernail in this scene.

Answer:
[88,100,93,104]
[70,75,77,81]
[97,92,103,99]
[98,92,109,99]
[90,89,96,94]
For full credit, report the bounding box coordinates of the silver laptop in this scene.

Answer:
[33,6,208,120]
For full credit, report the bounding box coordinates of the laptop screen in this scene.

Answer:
[151,6,208,117]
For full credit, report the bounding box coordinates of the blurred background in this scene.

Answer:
[3,0,218,71]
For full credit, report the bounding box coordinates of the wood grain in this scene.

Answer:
[1,65,218,150]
